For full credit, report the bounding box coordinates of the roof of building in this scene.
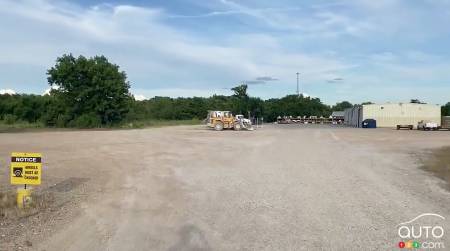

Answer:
[362,103,439,107]
[331,111,345,117]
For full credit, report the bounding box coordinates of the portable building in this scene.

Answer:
[344,103,441,128]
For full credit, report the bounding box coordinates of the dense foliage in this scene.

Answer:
[0,94,53,125]
[331,101,353,111]
[45,54,132,127]
[442,102,450,116]
[125,92,331,123]
[0,92,334,127]
[2,91,449,128]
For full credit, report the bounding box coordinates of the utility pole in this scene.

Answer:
[296,72,300,96]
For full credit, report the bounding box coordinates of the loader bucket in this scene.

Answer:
[241,122,254,130]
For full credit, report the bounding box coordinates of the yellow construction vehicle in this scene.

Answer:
[206,111,253,131]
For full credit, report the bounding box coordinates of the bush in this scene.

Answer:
[3,114,17,125]
[70,114,102,128]
[55,114,70,128]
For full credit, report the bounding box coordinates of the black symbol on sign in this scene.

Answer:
[13,167,23,177]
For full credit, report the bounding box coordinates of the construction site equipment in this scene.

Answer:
[206,111,253,131]
[235,115,253,130]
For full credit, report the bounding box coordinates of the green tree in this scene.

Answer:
[231,84,248,98]
[231,84,250,116]
[442,102,450,116]
[332,101,353,111]
[47,54,132,127]
[0,94,52,124]
[262,95,331,121]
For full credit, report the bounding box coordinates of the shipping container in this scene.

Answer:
[344,103,441,128]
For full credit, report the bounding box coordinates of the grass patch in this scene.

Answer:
[0,189,56,219]
[0,119,201,132]
[121,119,201,129]
[0,190,16,212]
[0,121,44,132]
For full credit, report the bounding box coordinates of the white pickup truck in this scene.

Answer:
[417,120,438,130]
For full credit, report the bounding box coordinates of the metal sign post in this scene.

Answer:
[10,152,42,208]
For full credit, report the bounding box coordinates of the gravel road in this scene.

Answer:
[1,125,449,250]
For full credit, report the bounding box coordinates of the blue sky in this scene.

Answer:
[0,0,449,104]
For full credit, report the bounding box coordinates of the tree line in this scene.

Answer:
[1,54,449,128]
[0,92,340,127]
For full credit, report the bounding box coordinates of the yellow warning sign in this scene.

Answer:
[10,152,42,185]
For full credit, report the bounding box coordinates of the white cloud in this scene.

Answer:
[133,94,147,101]
[0,0,449,104]
[302,93,312,98]
[42,88,51,96]
[0,0,351,96]
[0,89,16,95]
[42,85,59,96]
[168,5,301,19]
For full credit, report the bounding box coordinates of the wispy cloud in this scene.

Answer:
[256,76,279,81]
[168,6,300,19]
[0,0,449,104]
[243,80,265,85]
[0,0,350,98]
[327,77,344,83]
[244,76,279,85]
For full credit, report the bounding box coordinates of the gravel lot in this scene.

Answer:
[1,125,450,250]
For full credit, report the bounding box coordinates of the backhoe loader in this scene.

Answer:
[206,111,253,131]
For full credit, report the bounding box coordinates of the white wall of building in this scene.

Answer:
[344,103,441,128]
[362,103,441,128]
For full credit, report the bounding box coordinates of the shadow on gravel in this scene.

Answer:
[1,177,89,250]
[0,177,89,219]
[0,189,56,219]
[168,224,211,251]
[421,146,450,191]
[46,177,89,193]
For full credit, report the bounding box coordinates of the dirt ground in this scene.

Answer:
[420,146,450,191]
[1,125,450,250]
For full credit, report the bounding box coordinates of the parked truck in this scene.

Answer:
[417,120,439,130]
